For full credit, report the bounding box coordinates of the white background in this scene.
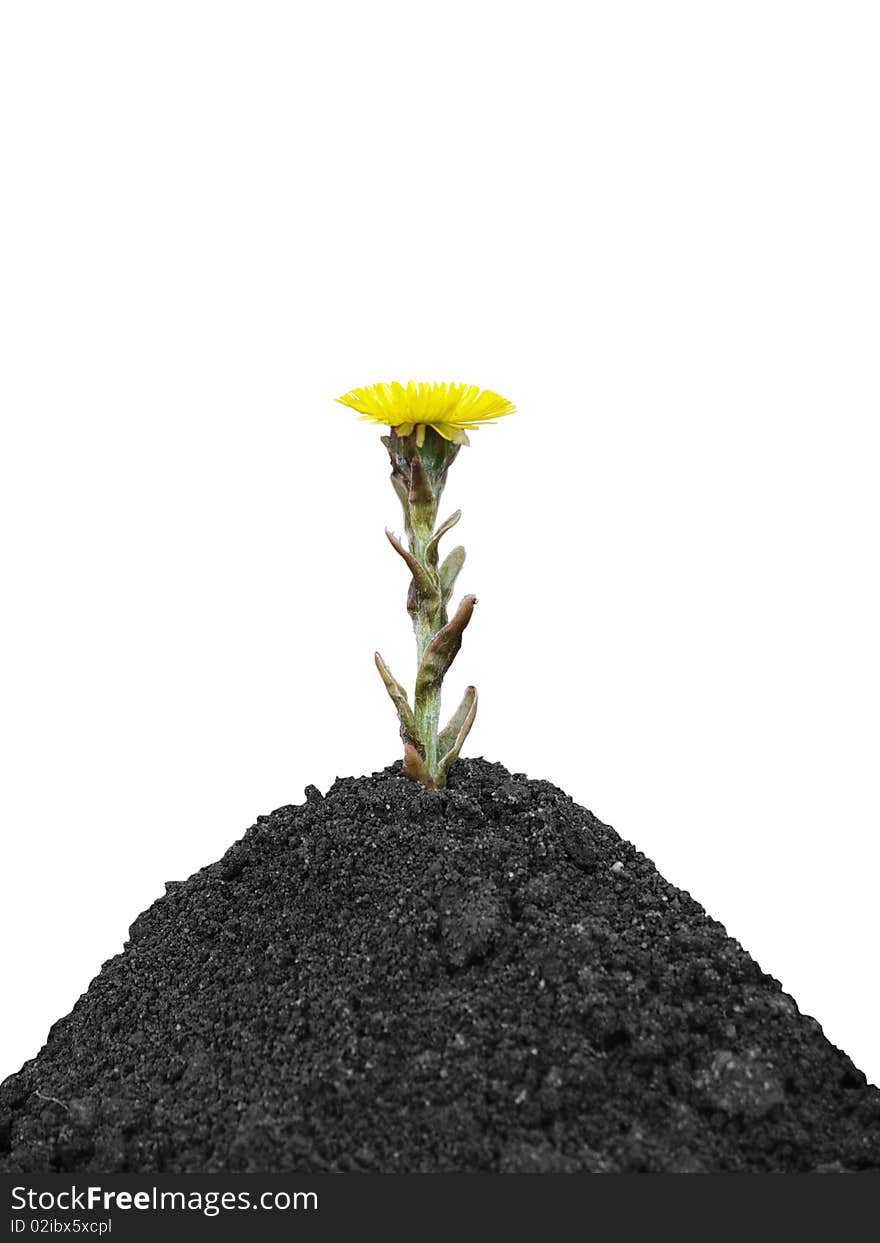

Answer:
[2,1,878,1091]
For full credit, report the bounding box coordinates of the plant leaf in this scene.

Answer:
[437,685,477,759]
[374,651,419,746]
[402,742,437,789]
[438,545,466,601]
[426,510,462,568]
[408,451,434,507]
[415,594,477,702]
[385,528,438,601]
[437,685,478,784]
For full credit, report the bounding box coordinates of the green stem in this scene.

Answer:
[377,427,477,788]
[405,487,441,772]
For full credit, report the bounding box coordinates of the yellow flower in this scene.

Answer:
[336,380,515,445]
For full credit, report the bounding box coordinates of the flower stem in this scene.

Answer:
[376,427,477,788]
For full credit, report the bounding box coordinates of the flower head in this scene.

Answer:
[336,380,515,445]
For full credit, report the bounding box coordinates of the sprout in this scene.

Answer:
[337,381,514,788]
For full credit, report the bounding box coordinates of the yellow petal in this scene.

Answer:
[336,381,515,435]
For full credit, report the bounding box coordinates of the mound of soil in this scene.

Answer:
[2,758,878,1174]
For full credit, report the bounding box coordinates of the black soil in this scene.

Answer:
[2,759,878,1174]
